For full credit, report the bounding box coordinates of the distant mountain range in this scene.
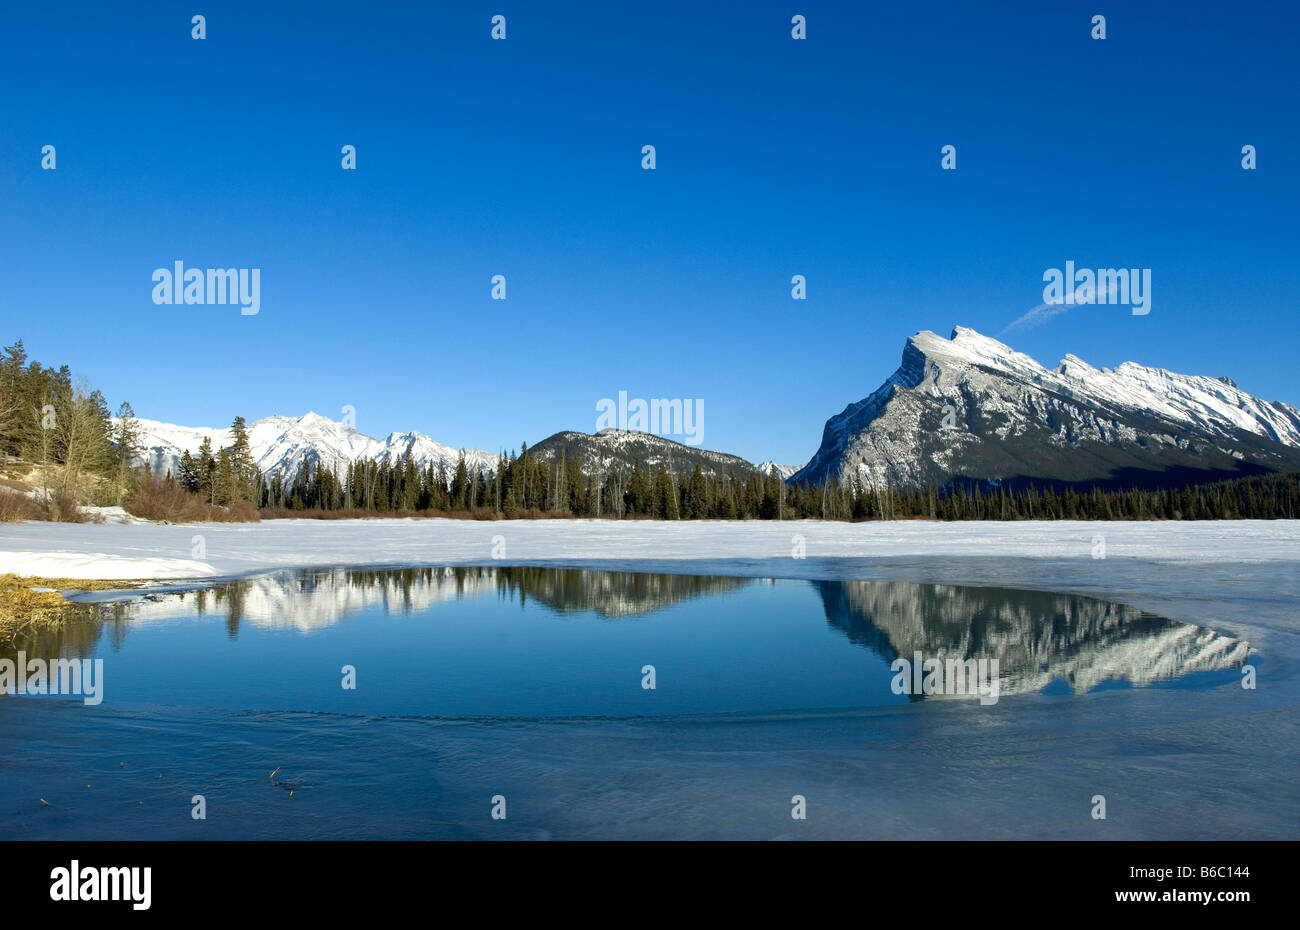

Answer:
[131,412,499,480]
[127,326,1300,493]
[131,414,797,484]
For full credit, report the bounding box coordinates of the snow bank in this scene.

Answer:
[0,547,217,580]
[0,517,1297,582]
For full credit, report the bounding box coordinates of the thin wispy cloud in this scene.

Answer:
[1001,281,1123,335]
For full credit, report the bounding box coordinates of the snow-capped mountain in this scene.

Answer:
[129,413,782,486]
[758,461,802,481]
[793,326,1300,490]
[129,412,497,480]
[128,327,1300,494]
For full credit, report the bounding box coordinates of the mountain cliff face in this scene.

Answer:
[792,327,1300,491]
[130,412,497,480]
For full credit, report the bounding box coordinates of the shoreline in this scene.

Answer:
[0,574,145,638]
[2,518,1297,651]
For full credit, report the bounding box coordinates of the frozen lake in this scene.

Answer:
[3,560,1293,840]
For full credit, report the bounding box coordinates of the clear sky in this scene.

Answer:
[2,0,1297,465]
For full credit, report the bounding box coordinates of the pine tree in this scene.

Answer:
[452,455,469,511]
[215,447,234,506]
[178,450,199,492]
[226,416,259,504]
[112,401,141,503]
[196,436,217,503]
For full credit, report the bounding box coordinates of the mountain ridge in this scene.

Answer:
[129,412,499,481]
[792,326,1300,490]
[128,416,788,484]
[124,326,1300,494]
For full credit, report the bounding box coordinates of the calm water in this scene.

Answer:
[0,567,1278,840]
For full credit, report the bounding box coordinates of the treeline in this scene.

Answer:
[174,420,262,506]
[264,444,773,518]
[123,417,263,522]
[894,473,1300,521]
[255,445,1300,521]
[0,340,140,516]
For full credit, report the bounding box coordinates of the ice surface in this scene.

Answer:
[3,519,1298,840]
[2,517,1297,578]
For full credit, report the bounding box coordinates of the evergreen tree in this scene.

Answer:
[226,416,259,504]
[178,450,199,492]
[112,401,141,504]
[451,455,469,510]
[196,436,217,503]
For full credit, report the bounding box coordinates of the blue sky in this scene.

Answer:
[2,0,1297,464]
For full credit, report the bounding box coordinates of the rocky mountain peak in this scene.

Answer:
[792,327,1300,491]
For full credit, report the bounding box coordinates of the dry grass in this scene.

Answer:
[257,506,589,521]
[0,487,50,523]
[0,485,96,524]
[49,488,95,523]
[0,574,144,640]
[125,472,260,523]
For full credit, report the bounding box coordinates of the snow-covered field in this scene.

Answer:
[3,517,1298,582]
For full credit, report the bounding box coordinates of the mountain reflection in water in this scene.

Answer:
[5,567,1249,700]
